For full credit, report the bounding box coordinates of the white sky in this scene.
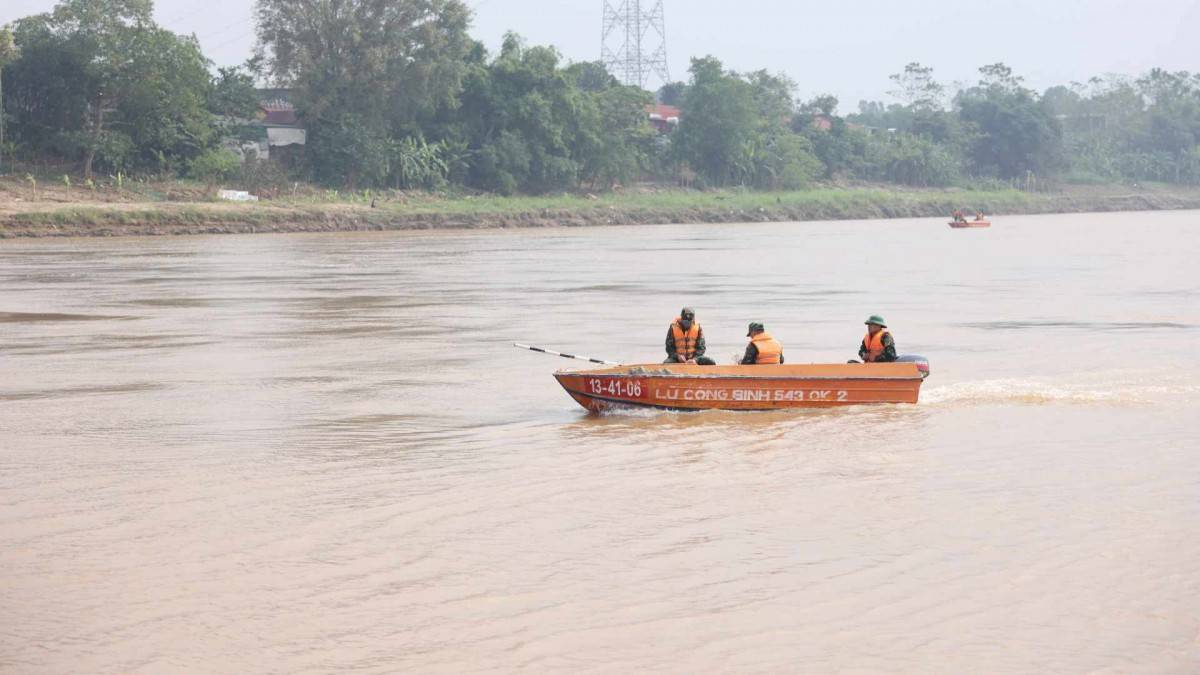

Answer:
[2,0,1197,111]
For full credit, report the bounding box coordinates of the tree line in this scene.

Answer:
[2,0,1199,193]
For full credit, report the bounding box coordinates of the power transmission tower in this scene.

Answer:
[601,1,670,89]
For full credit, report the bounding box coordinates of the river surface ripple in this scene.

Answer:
[2,211,1199,673]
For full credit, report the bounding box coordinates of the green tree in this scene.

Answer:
[747,70,799,121]
[574,82,654,188]
[1041,85,1083,118]
[208,66,259,119]
[877,134,961,186]
[848,100,913,132]
[6,0,213,177]
[956,63,1064,178]
[307,113,391,188]
[889,62,944,111]
[657,81,688,107]
[565,61,618,92]
[255,0,473,187]
[455,35,579,193]
[206,65,261,151]
[800,94,838,117]
[117,27,214,175]
[447,34,649,193]
[673,56,761,185]
[672,57,820,189]
[0,25,18,173]
[977,62,1026,95]
[1137,70,1200,157]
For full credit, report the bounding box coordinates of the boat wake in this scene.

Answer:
[922,374,1200,407]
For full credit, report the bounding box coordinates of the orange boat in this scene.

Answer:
[553,362,927,412]
[949,220,991,228]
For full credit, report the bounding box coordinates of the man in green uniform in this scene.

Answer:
[741,322,784,365]
[859,315,898,363]
[665,307,716,365]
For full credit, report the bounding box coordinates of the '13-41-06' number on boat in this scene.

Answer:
[588,379,642,397]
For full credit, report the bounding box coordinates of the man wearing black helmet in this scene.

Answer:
[665,307,716,365]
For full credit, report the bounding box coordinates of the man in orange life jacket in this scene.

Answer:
[741,322,784,365]
[859,315,898,363]
[664,307,716,365]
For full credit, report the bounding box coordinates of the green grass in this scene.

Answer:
[0,187,1054,228]
[8,207,266,227]
[270,186,1043,216]
[8,183,1200,235]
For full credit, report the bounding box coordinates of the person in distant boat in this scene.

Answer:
[665,307,716,365]
[741,322,784,365]
[975,211,986,221]
[952,209,967,223]
[859,315,897,363]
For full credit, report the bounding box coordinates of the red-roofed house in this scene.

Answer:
[646,104,681,133]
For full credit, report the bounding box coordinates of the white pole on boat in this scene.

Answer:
[513,343,621,366]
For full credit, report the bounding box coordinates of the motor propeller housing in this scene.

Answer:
[897,354,931,379]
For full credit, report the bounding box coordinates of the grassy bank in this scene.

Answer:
[3,179,1200,238]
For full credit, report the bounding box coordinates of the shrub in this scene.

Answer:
[187,148,242,186]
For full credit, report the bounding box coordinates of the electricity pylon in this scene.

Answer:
[601,1,670,89]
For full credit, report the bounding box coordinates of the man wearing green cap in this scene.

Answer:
[665,307,716,365]
[859,315,897,363]
[741,322,784,365]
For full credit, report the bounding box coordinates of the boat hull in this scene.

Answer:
[949,221,991,228]
[554,363,924,412]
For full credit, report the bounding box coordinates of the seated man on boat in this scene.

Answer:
[975,211,987,221]
[859,315,898,363]
[740,322,784,364]
[952,209,967,223]
[665,307,717,365]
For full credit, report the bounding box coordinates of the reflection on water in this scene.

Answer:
[2,211,1200,673]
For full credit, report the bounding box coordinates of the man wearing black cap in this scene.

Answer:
[665,307,716,365]
[740,322,784,365]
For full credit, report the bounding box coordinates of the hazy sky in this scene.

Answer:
[3,0,1197,111]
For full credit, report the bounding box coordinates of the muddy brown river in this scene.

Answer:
[2,211,1199,673]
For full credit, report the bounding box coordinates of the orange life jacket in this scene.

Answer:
[862,329,890,362]
[671,319,701,360]
[750,332,782,364]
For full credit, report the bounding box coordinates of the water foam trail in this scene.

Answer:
[572,370,1200,413]
[922,372,1200,407]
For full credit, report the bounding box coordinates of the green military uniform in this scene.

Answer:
[858,332,897,362]
[665,307,716,365]
[665,327,708,362]
[859,314,898,363]
[741,322,785,365]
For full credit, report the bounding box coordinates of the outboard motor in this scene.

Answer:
[897,354,931,379]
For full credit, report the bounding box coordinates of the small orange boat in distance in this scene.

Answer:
[554,362,926,412]
[949,220,991,228]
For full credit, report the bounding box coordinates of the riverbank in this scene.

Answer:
[3,180,1200,238]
